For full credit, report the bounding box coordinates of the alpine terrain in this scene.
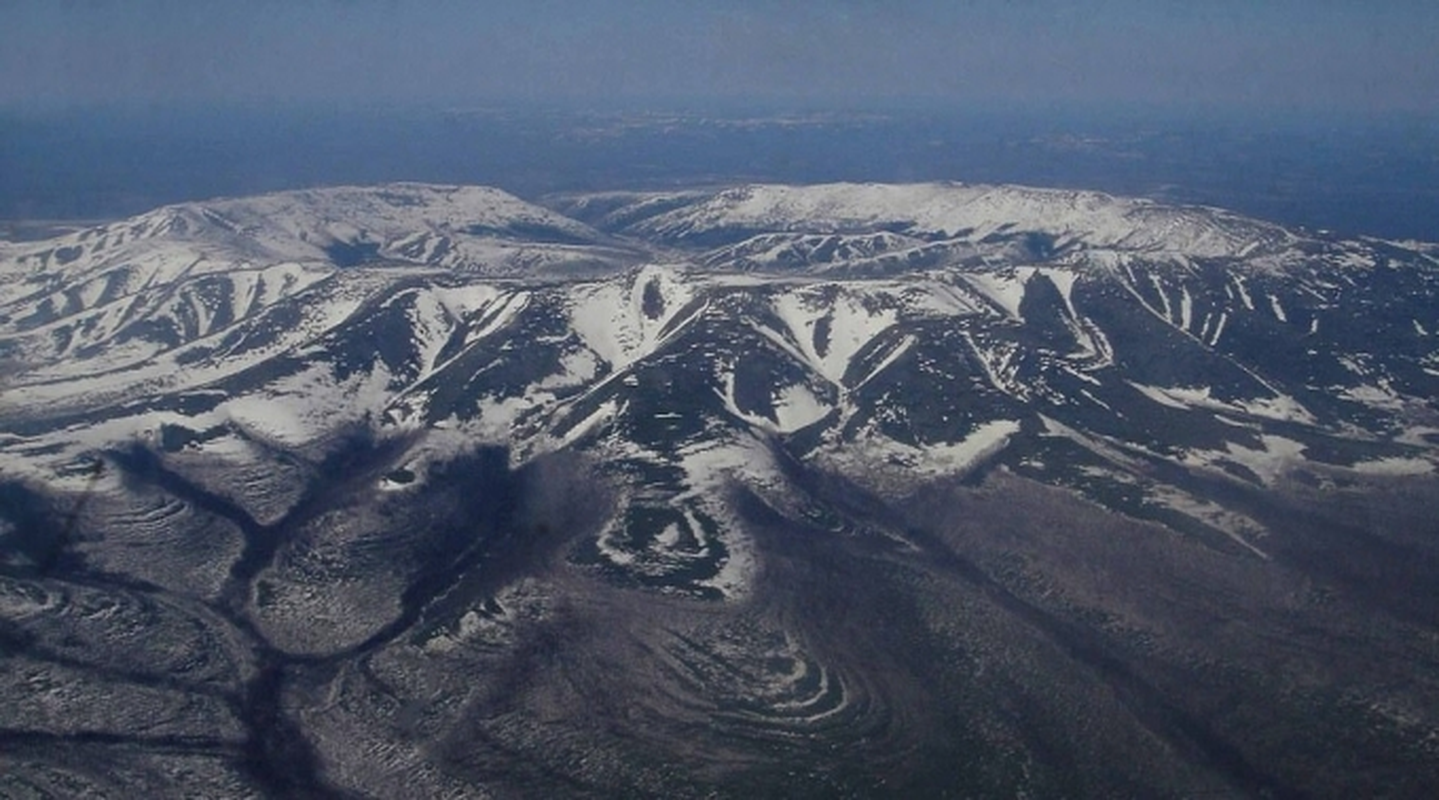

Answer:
[3,181,1439,798]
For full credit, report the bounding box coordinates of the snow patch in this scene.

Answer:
[1183,435,1308,486]
[1232,276,1254,310]
[770,287,898,384]
[568,265,699,369]
[1130,382,1314,424]
[812,419,1020,495]
[963,272,1027,320]
[773,383,830,432]
[1268,294,1288,323]
[1351,457,1434,476]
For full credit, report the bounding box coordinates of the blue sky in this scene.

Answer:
[3,1,1437,113]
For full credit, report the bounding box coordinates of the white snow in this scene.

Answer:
[3,274,367,414]
[1148,272,1174,322]
[568,265,699,369]
[1037,267,1079,318]
[963,272,1028,319]
[462,290,530,347]
[770,287,899,384]
[901,277,984,318]
[715,366,831,434]
[923,420,1022,472]
[1182,435,1308,486]
[1341,382,1405,411]
[220,363,395,446]
[1232,276,1254,310]
[811,419,1020,496]
[633,182,1290,259]
[853,334,915,391]
[1350,457,1434,476]
[537,348,600,390]
[1210,312,1228,346]
[1268,294,1288,323]
[552,399,617,450]
[772,383,830,432]
[1130,382,1315,424]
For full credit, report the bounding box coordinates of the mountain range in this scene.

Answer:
[3,181,1438,798]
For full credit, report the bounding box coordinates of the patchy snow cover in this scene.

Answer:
[1,261,333,379]
[582,429,769,601]
[1350,457,1435,476]
[2,275,370,413]
[668,435,774,598]
[813,419,1021,495]
[715,367,832,435]
[964,335,1028,399]
[1182,435,1309,486]
[769,287,899,384]
[567,264,700,369]
[1145,484,1271,559]
[1130,382,1315,424]
[220,363,396,446]
[963,272,1028,319]
[5,181,1439,609]
[631,182,1292,259]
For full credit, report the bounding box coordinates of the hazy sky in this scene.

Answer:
[3,0,1437,113]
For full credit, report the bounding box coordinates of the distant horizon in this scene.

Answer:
[5,102,1439,244]
[5,95,1439,125]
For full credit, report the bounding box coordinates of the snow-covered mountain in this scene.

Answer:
[6,181,1434,550]
[4,182,1439,798]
